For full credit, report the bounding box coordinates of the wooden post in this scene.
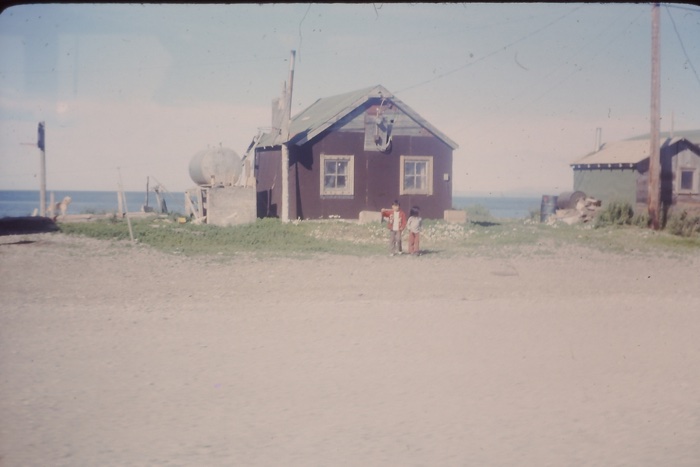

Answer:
[38,122,46,217]
[117,168,135,243]
[648,2,661,230]
[281,50,296,223]
[144,176,150,210]
[48,192,55,218]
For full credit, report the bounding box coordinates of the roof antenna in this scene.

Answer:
[671,110,674,139]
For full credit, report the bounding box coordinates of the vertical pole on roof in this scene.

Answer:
[648,3,661,230]
[281,50,296,223]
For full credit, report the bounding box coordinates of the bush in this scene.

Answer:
[594,201,635,228]
[632,212,650,228]
[665,210,700,237]
[464,204,495,222]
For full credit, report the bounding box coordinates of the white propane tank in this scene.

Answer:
[189,147,242,186]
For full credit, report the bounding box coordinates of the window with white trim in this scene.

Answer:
[400,155,433,195]
[320,154,354,197]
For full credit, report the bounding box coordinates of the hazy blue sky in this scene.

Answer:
[1,3,698,194]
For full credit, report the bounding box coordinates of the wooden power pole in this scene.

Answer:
[281,50,296,223]
[648,2,661,230]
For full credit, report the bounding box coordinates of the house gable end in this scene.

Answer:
[286,85,458,150]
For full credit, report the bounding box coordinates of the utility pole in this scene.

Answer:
[38,121,47,217]
[648,2,661,230]
[281,50,296,223]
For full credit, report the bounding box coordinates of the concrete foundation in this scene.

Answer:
[444,209,467,224]
[359,211,383,224]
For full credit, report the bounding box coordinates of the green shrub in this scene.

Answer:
[594,201,634,228]
[665,210,700,238]
[464,204,495,223]
[632,212,650,228]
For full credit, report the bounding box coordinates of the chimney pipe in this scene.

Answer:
[595,127,602,152]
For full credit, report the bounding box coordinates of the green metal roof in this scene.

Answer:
[256,85,458,150]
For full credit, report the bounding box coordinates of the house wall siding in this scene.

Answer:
[573,168,638,205]
[255,148,282,218]
[672,143,700,205]
[288,130,452,220]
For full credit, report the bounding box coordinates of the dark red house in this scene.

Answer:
[253,85,459,220]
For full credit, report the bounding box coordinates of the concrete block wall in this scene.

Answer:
[207,186,257,226]
[444,209,467,224]
[359,210,383,224]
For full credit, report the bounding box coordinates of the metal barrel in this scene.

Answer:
[540,195,558,222]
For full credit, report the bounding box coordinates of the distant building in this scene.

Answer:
[253,85,459,220]
[571,129,700,212]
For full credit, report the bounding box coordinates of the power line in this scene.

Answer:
[394,4,585,95]
[664,4,700,14]
[297,4,312,63]
[516,7,646,112]
[665,4,700,90]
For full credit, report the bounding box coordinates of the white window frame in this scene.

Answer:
[320,154,354,197]
[400,155,433,195]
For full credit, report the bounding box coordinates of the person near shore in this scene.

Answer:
[407,206,423,255]
[382,200,406,256]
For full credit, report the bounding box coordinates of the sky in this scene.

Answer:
[0,3,699,195]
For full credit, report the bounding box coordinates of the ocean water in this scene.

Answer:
[0,190,186,218]
[0,190,541,220]
[452,195,541,219]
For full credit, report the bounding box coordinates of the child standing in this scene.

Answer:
[382,200,406,256]
[407,206,423,255]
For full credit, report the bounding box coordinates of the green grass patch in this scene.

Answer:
[59,217,387,257]
[58,215,700,258]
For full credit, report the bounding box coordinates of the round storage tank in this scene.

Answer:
[189,147,242,186]
[556,191,586,210]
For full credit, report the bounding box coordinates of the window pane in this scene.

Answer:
[404,176,415,190]
[681,171,693,190]
[405,162,415,176]
[415,175,424,190]
[321,156,353,196]
[416,162,426,175]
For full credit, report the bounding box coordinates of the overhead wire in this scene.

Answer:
[297,3,312,63]
[664,4,700,14]
[447,5,647,162]
[394,4,585,95]
[514,7,646,113]
[664,3,700,90]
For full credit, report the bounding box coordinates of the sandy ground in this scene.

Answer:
[1,232,699,466]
